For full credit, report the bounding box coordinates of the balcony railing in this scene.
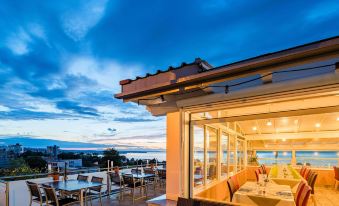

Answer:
[0,163,165,206]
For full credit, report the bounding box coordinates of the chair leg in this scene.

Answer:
[99,193,103,206]
[132,188,135,204]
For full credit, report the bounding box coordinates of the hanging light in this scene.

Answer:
[266,120,272,126]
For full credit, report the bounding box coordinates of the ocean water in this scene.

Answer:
[257,151,339,167]
[122,151,166,162]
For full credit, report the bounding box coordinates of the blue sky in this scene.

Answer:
[0,0,338,150]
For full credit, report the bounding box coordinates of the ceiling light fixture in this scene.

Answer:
[336,117,339,121]
[266,121,272,126]
[282,138,286,142]
[252,126,257,131]
[294,119,299,124]
[315,123,321,128]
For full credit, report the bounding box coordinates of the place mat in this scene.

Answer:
[238,187,253,193]
[276,191,292,197]
[248,195,281,206]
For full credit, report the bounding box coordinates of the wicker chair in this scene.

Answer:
[42,185,79,206]
[26,181,46,206]
[122,174,147,204]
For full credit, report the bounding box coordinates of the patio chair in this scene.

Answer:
[87,176,104,206]
[334,166,339,189]
[299,166,306,176]
[158,169,166,187]
[42,185,79,206]
[122,174,147,204]
[109,172,124,199]
[226,178,237,202]
[296,184,311,206]
[143,168,157,192]
[131,168,142,175]
[26,181,46,206]
[77,174,89,181]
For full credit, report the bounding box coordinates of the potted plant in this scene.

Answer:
[49,168,60,181]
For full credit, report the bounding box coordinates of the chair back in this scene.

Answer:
[158,169,166,179]
[144,168,155,174]
[110,172,122,184]
[295,181,306,204]
[226,178,236,201]
[299,166,306,176]
[26,181,42,200]
[303,168,310,179]
[230,175,240,190]
[90,176,103,192]
[308,173,317,194]
[77,174,88,181]
[261,164,267,174]
[334,166,339,180]
[254,169,260,182]
[177,197,193,206]
[131,168,142,174]
[297,185,311,206]
[122,174,135,186]
[43,185,59,205]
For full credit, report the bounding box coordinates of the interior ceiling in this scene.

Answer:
[236,112,339,135]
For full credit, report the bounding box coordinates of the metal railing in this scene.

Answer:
[0,163,166,206]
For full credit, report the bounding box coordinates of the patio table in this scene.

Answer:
[42,180,104,206]
[269,165,303,191]
[233,181,295,206]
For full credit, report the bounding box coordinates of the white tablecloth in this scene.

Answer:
[233,182,296,206]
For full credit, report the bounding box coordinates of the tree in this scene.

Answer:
[58,152,80,160]
[24,156,47,171]
[100,148,124,167]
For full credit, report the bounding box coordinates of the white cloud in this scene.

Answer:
[5,28,31,55]
[0,105,11,112]
[61,0,108,41]
[66,56,143,92]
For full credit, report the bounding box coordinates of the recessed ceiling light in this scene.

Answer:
[266,121,272,126]
[336,117,339,121]
[282,138,286,142]
[294,120,299,124]
[315,123,321,128]
[252,126,257,131]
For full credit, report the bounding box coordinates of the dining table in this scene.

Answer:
[42,180,104,206]
[233,181,296,206]
[269,165,303,191]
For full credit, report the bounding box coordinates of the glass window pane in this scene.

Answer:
[221,132,228,177]
[257,151,292,165]
[296,151,339,168]
[237,139,244,171]
[206,126,217,183]
[193,125,204,187]
[229,134,237,175]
